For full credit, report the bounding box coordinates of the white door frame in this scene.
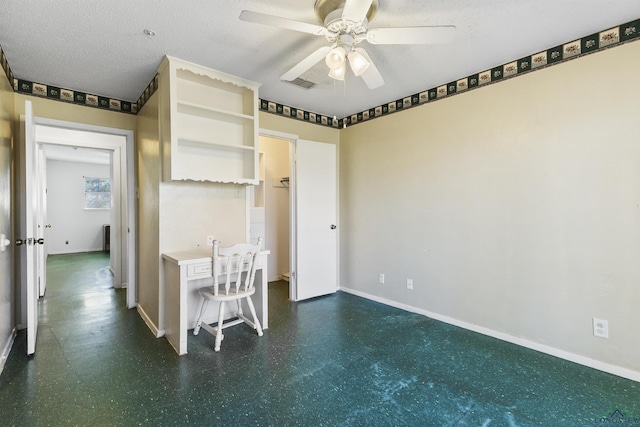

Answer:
[33,117,136,309]
[258,129,299,301]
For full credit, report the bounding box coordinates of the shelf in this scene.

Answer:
[175,111,254,150]
[176,70,255,117]
[177,100,253,121]
[177,138,254,151]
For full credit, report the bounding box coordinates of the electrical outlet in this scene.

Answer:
[206,236,215,247]
[379,273,385,284]
[406,278,413,290]
[593,318,608,338]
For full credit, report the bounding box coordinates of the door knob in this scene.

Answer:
[15,239,24,246]
[45,224,52,228]
[36,238,45,245]
[330,224,337,230]
[0,234,9,252]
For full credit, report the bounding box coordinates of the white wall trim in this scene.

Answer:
[137,304,164,338]
[0,328,17,376]
[340,286,640,383]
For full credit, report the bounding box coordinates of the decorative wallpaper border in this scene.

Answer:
[259,17,640,128]
[13,78,136,114]
[0,47,15,89]
[1,16,639,123]
[259,99,345,128]
[0,46,136,114]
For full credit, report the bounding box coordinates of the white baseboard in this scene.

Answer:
[0,328,17,376]
[340,286,640,383]
[137,304,164,338]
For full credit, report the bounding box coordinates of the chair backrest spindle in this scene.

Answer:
[211,238,262,296]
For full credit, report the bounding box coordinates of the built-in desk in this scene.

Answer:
[162,249,269,355]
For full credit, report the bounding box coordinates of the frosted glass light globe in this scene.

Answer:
[325,46,346,70]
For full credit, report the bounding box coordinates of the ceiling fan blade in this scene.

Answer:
[356,49,384,89]
[342,0,373,23]
[367,26,457,45]
[240,10,327,36]
[281,46,332,81]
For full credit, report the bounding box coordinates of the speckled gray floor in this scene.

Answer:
[1,252,639,426]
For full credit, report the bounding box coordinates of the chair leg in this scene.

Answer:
[214,301,225,352]
[245,296,263,337]
[236,299,244,317]
[193,298,209,336]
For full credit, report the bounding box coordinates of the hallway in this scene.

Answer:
[0,252,639,426]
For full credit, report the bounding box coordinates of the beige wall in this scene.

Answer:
[259,112,340,145]
[136,92,161,329]
[0,74,15,364]
[340,41,640,374]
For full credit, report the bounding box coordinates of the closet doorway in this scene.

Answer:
[254,134,291,286]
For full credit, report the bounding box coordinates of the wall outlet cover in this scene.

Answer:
[593,318,608,338]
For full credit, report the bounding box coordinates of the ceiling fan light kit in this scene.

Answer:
[348,48,370,76]
[328,63,346,80]
[326,45,347,70]
[325,34,370,80]
[239,0,456,89]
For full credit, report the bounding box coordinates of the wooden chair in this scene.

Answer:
[193,238,264,351]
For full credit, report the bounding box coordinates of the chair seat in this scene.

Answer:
[199,285,255,302]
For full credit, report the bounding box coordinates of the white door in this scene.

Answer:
[293,139,337,301]
[19,101,39,355]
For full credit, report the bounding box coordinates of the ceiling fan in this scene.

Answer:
[239,0,456,89]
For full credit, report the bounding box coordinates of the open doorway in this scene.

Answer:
[33,120,135,308]
[254,134,292,292]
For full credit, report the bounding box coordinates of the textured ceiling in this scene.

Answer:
[1,1,640,118]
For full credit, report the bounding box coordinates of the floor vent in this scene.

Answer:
[284,77,317,89]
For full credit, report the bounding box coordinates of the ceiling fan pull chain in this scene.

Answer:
[333,78,337,122]
[343,77,347,128]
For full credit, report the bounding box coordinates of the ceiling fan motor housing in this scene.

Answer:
[324,8,369,45]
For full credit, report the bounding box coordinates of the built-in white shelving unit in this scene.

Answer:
[158,56,261,183]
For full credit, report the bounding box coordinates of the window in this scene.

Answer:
[84,177,111,209]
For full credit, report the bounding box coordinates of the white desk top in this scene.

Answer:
[162,248,270,266]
